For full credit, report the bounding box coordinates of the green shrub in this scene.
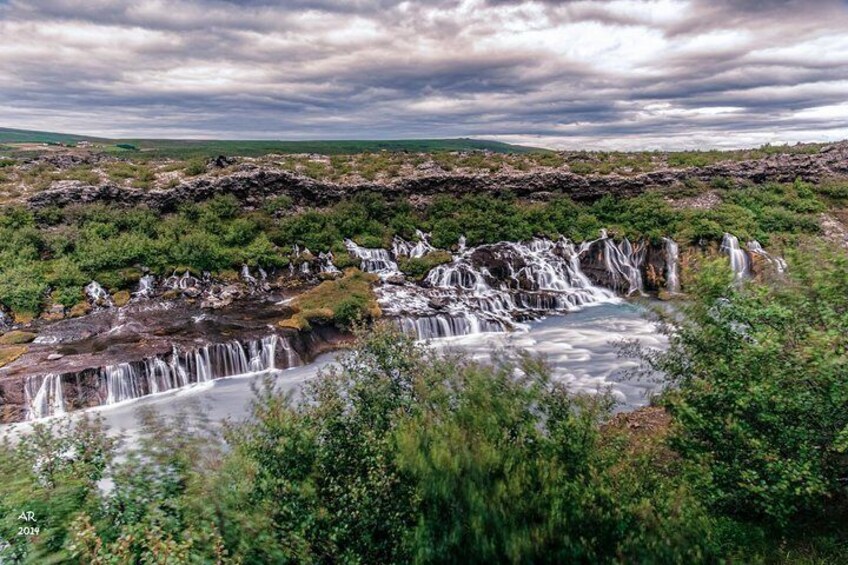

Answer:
[397,250,452,280]
[183,158,206,176]
[642,249,848,527]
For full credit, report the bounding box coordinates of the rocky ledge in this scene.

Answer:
[27,143,848,211]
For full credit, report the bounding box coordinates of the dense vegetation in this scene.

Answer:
[0,175,840,320]
[0,247,845,563]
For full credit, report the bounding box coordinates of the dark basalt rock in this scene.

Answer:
[27,143,848,211]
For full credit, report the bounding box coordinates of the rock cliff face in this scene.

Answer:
[27,143,848,210]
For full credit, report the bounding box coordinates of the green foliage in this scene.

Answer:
[397,250,452,280]
[0,177,835,315]
[642,248,848,528]
[183,158,207,176]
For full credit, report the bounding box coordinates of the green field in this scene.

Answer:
[0,127,544,157]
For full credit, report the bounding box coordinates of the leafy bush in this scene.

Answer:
[397,250,452,280]
[641,249,848,527]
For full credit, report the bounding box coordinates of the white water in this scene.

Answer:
[345,239,400,276]
[25,374,66,420]
[18,335,301,421]
[588,231,646,296]
[85,281,113,306]
[721,233,751,280]
[318,251,340,274]
[383,237,619,338]
[7,304,664,437]
[747,240,788,273]
[164,270,199,290]
[663,237,681,293]
[393,230,435,258]
[135,275,156,299]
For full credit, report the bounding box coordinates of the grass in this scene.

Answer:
[280,269,381,330]
[0,345,26,368]
[0,330,36,345]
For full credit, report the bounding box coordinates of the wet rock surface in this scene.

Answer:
[0,294,346,423]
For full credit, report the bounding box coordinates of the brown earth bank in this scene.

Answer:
[25,142,848,211]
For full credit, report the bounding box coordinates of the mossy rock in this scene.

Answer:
[217,269,241,283]
[69,301,92,318]
[12,312,35,325]
[162,290,182,301]
[0,345,27,368]
[0,331,37,345]
[112,290,131,307]
[278,315,310,331]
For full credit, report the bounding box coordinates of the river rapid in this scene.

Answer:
[1,301,666,441]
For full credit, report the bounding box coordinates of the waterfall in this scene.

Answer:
[663,237,681,293]
[241,264,257,284]
[85,281,113,306]
[99,335,301,405]
[318,252,340,274]
[25,374,65,420]
[135,275,156,298]
[165,270,199,290]
[589,234,645,296]
[395,314,505,340]
[381,237,618,339]
[393,230,435,258]
[747,240,788,273]
[344,239,400,276]
[22,335,302,419]
[720,233,750,280]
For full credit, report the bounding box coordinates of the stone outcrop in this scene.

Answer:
[27,143,848,211]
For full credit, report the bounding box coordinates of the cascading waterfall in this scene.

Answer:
[23,335,303,419]
[663,237,681,293]
[165,270,199,290]
[393,230,435,258]
[345,239,399,276]
[85,281,113,306]
[318,252,340,274]
[98,335,300,405]
[241,264,257,284]
[135,275,156,298]
[721,233,751,280]
[587,232,646,295]
[747,240,788,273]
[382,237,618,339]
[25,374,65,420]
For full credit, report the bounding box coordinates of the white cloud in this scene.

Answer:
[0,0,846,148]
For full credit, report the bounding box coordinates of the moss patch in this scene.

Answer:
[0,345,26,367]
[68,301,91,318]
[280,269,380,330]
[112,290,131,307]
[0,331,37,345]
[397,250,453,281]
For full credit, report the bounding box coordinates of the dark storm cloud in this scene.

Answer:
[0,0,846,149]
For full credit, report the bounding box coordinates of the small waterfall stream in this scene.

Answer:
[25,374,66,420]
[85,281,113,306]
[721,233,751,280]
[663,237,681,293]
[345,239,400,276]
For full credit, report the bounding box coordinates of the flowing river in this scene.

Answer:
[1,301,666,440]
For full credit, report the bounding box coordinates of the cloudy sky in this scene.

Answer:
[1,0,847,149]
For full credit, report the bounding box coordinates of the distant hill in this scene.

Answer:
[0,127,104,145]
[0,128,547,156]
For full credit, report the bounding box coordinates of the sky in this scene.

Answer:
[1,0,847,149]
